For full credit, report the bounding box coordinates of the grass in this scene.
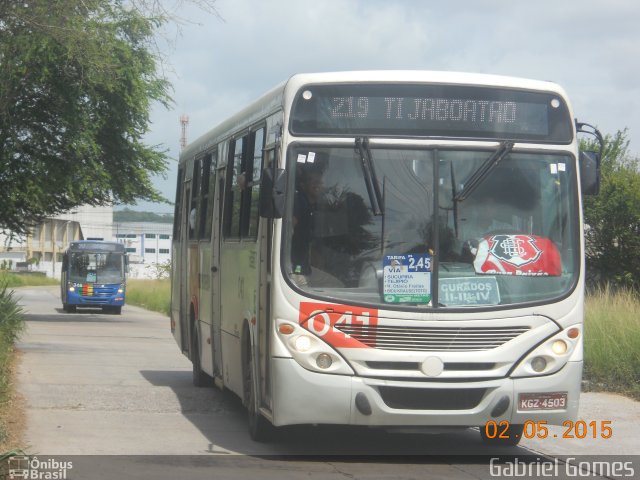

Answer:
[583,286,640,400]
[0,272,59,288]
[0,282,26,447]
[126,279,170,316]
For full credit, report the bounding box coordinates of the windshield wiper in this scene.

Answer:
[355,137,384,216]
[454,141,514,202]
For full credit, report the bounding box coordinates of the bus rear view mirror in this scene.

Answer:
[259,168,287,218]
[579,150,600,195]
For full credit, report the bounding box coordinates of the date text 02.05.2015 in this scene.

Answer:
[484,420,613,440]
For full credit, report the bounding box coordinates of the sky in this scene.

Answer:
[134,0,640,213]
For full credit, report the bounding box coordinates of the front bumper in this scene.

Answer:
[271,357,581,427]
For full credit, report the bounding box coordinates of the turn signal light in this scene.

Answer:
[567,328,580,339]
[278,324,295,335]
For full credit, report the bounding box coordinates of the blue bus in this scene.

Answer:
[60,241,128,314]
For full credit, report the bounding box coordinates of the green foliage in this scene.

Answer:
[0,0,172,234]
[581,129,640,290]
[0,272,59,288]
[144,260,171,280]
[583,287,640,399]
[0,283,26,442]
[114,208,173,223]
[126,279,170,316]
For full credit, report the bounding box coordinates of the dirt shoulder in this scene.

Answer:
[0,349,26,453]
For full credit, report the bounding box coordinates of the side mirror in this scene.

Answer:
[259,167,287,218]
[579,150,601,196]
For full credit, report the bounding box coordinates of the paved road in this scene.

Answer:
[12,286,639,479]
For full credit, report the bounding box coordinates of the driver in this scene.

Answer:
[291,166,324,276]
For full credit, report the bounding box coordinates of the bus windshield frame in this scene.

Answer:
[282,144,580,311]
[65,242,127,285]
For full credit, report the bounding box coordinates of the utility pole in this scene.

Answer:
[179,114,189,151]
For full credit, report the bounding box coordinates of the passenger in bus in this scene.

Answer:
[291,167,323,276]
[102,254,122,282]
[461,168,536,241]
[290,165,345,288]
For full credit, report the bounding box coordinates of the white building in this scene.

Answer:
[1,206,174,279]
[113,222,173,279]
[0,207,98,277]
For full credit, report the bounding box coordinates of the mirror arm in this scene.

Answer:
[576,120,604,158]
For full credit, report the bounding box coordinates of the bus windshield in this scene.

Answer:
[69,252,125,284]
[284,145,578,308]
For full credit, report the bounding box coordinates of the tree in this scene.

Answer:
[582,129,640,290]
[0,0,174,234]
[113,208,173,223]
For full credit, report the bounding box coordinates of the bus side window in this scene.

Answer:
[174,167,184,240]
[224,136,246,239]
[189,158,202,240]
[199,152,216,240]
[246,127,265,239]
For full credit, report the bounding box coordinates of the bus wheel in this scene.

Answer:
[479,423,524,447]
[243,333,273,442]
[65,304,76,313]
[111,306,122,315]
[191,324,208,387]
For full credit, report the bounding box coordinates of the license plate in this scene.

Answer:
[518,392,567,411]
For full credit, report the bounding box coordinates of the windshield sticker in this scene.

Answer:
[86,272,97,283]
[473,235,561,276]
[307,152,316,163]
[297,154,307,163]
[439,277,500,306]
[558,162,566,172]
[383,254,432,303]
[550,164,558,174]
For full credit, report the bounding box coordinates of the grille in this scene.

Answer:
[81,284,119,300]
[378,386,487,410]
[335,325,529,351]
[365,361,496,371]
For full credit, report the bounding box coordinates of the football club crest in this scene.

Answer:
[473,234,562,276]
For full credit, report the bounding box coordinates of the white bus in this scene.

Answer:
[170,71,602,444]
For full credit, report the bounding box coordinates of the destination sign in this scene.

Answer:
[439,277,500,306]
[290,84,573,143]
[69,242,125,253]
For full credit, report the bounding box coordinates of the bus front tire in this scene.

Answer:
[243,333,273,442]
[191,325,209,388]
[64,304,76,313]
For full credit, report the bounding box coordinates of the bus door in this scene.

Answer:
[178,176,191,354]
[60,252,69,305]
[209,161,227,381]
[257,145,275,408]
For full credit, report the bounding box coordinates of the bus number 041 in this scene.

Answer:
[306,311,371,337]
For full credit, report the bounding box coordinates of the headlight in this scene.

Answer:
[276,319,354,375]
[294,335,312,352]
[511,324,582,377]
